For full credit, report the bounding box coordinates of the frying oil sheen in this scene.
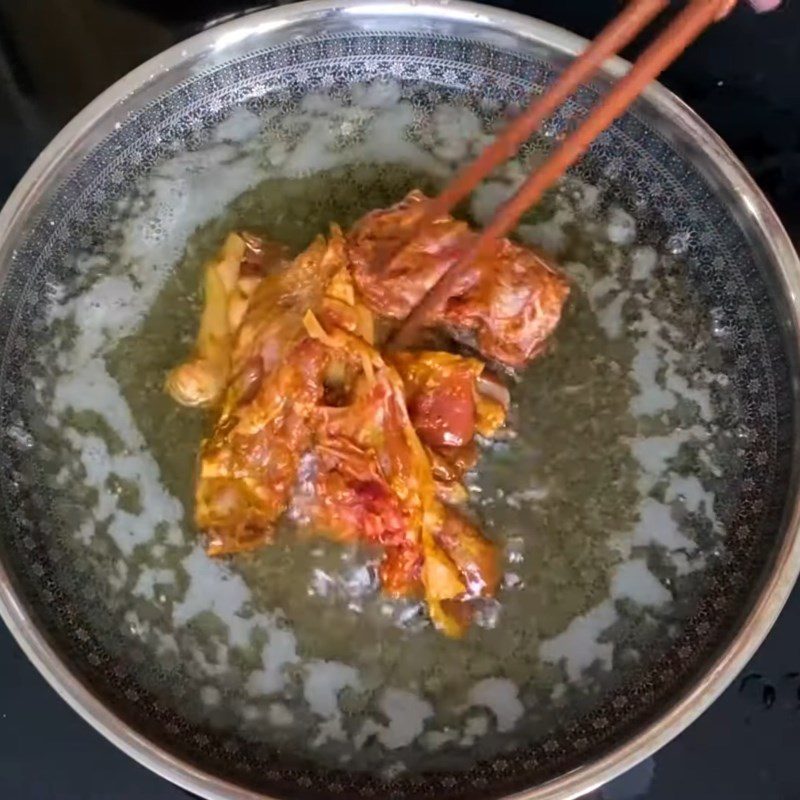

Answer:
[40,96,735,771]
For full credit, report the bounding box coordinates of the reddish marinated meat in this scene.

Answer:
[392,351,506,502]
[348,191,569,367]
[348,190,474,320]
[436,510,501,597]
[392,350,506,449]
[305,333,431,554]
[408,371,476,449]
[380,544,424,598]
[230,226,347,403]
[442,236,570,366]
[197,337,329,556]
[309,429,409,547]
[168,191,569,636]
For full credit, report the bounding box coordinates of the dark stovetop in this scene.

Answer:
[1,2,799,798]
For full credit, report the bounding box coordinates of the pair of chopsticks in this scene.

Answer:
[391,0,736,349]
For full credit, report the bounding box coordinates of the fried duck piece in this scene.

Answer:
[293,272,411,546]
[193,245,378,558]
[391,351,508,503]
[189,230,349,555]
[197,337,329,556]
[226,226,347,408]
[392,351,507,447]
[302,312,431,553]
[168,225,510,637]
[304,313,501,637]
[348,190,570,367]
[347,191,472,320]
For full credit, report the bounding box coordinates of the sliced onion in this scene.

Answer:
[240,231,264,255]
[476,372,510,409]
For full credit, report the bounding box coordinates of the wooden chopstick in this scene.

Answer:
[391,0,735,351]
[424,0,670,223]
[381,0,667,281]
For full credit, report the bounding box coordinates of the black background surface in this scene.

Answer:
[0,2,798,798]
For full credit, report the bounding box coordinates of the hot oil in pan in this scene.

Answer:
[60,162,734,770]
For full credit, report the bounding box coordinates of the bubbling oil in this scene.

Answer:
[44,158,733,772]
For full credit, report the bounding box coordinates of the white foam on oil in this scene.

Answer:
[107,558,128,591]
[606,206,637,246]
[463,714,489,738]
[246,630,300,696]
[518,209,575,256]
[625,424,719,566]
[62,427,183,556]
[264,92,444,180]
[631,342,673,417]
[133,568,176,600]
[595,291,630,340]
[351,80,403,110]
[664,475,714,515]
[304,660,362,744]
[48,109,271,571]
[505,485,549,510]
[630,246,658,281]
[630,311,713,422]
[540,558,671,681]
[478,173,724,687]
[562,260,593,292]
[52,112,267,362]
[268,703,295,727]
[201,685,222,706]
[527,187,722,574]
[168,545,331,695]
[633,499,699,558]
[539,600,617,682]
[628,429,703,494]
[174,546,251,640]
[471,157,582,257]
[356,688,434,750]
[584,272,628,340]
[426,104,487,163]
[471,181,518,228]
[466,678,524,733]
[611,559,671,606]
